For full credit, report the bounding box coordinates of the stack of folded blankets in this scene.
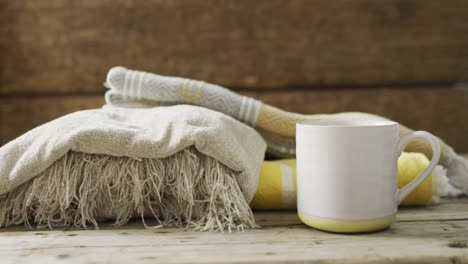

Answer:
[0,66,466,231]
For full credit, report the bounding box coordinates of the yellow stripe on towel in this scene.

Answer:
[250,159,297,209]
[251,153,433,210]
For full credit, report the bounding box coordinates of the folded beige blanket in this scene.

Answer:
[0,105,266,231]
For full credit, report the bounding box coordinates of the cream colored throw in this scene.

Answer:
[0,105,266,231]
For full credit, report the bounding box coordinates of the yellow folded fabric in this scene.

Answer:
[250,152,433,209]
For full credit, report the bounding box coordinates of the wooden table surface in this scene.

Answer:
[0,198,467,264]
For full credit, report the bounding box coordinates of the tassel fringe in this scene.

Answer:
[0,147,256,231]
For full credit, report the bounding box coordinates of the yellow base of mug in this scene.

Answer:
[298,212,396,233]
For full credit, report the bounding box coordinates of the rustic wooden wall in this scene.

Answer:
[1,0,468,151]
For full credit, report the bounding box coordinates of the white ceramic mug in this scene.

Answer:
[296,120,440,233]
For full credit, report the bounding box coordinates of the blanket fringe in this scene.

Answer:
[0,147,256,231]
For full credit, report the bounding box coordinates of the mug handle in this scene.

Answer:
[396,131,441,205]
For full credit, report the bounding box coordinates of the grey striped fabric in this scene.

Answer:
[105,67,261,127]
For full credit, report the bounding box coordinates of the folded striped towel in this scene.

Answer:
[104,66,468,194]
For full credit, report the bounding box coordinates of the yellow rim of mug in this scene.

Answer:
[298,212,396,233]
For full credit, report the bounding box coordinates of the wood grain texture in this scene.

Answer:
[1,87,467,151]
[0,198,467,264]
[0,96,105,145]
[1,0,468,93]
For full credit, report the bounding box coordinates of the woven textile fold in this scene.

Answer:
[0,105,266,230]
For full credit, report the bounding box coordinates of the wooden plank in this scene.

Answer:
[0,198,467,264]
[1,0,468,93]
[0,96,104,145]
[255,199,468,226]
[2,87,467,151]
